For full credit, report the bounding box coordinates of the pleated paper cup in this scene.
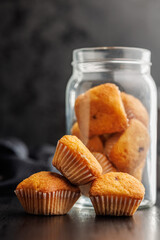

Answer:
[92,152,117,174]
[52,141,98,185]
[90,195,142,216]
[15,189,80,215]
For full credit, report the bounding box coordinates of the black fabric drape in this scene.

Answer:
[0,138,58,195]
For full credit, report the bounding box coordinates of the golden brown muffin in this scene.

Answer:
[104,119,149,174]
[52,135,102,185]
[121,92,149,127]
[75,83,128,138]
[89,172,145,216]
[92,152,117,174]
[71,122,103,153]
[15,171,80,215]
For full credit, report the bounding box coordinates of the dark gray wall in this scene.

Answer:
[0,0,160,146]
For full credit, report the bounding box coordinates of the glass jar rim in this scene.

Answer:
[72,46,151,65]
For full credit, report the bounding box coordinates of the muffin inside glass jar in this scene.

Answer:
[71,83,149,183]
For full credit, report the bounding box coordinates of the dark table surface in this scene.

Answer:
[1,193,160,240]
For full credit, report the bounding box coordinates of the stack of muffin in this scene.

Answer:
[73,83,149,181]
[15,83,147,216]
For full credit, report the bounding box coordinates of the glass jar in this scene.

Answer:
[66,47,157,208]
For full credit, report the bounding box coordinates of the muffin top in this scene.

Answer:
[58,135,102,177]
[89,172,145,199]
[75,83,128,138]
[16,171,80,193]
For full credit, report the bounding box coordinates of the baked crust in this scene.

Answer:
[16,171,80,193]
[89,172,145,199]
[75,83,128,138]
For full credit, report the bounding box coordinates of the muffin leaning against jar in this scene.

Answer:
[52,135,102,185]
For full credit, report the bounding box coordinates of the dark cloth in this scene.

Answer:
[0,138,58,195]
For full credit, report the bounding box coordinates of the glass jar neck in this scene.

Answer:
[72,47,151,74]
[73,61,150,74]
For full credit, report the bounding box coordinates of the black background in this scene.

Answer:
[0,0,160,147]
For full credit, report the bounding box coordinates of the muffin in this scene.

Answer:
[71,122,103,153]
[15,171,80,215]
[104,119,149,174]
[75,83,128,138]
[92,152,117,174]
[52,135,102,185]
[89,172,145,216]
[121,92,149,127]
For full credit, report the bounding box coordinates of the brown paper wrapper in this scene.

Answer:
[92,152,116,174]
[15,189,80,215]
[90,195,142,216]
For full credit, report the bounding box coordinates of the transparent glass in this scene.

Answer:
[66,47,157,208]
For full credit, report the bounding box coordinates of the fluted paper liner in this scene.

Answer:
[15,189,80,215]
[90,195,142,216]
[92,152,116,174]
[53,142,97,185]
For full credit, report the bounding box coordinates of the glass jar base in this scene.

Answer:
[138,199,155,209]
[74,196,93,209]
[74,196,154,209]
